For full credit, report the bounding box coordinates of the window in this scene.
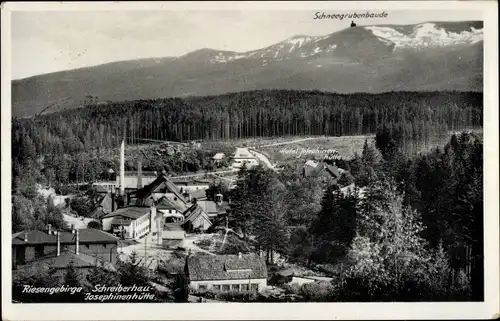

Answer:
[222,284,230,292]
[86,244,90,249]
[103,244,107,248]
[231,284,240,292]
[251,284,258,292]
[240,284,249,292]
[198,284,207,291]
[212,285,221,291]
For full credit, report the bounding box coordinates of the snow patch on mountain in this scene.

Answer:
[365,23,483,48]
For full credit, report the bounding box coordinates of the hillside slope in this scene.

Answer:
[12,21,483,117]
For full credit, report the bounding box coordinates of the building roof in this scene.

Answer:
[16,249,116,272]
[197,200,229,215]
[131,175,187,204]
[12,229,119,245]
[183,204,212,227]
[155,196,185,212]
[89,193,115,219]
[161,230,185,240]
[213,153,225,160]
[187,253,268,281]
[232,148,256,159]
[303,162,341,179]
[101,206,151,220]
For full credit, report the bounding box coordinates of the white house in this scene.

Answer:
[186,253,268,293]
[101,207,152,240]
[230,148,259,169]
[173,179,211,193]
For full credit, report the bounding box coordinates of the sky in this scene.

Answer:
[11,9,483,80]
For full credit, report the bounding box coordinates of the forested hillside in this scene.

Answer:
[12,90,482,185]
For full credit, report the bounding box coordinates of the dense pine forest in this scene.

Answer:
[12,90,481,182]
[11,89,484,301]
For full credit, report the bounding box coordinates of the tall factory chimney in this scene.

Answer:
[120,140,125,196]
[137,159,143,190]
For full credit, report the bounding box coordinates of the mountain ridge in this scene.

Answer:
[12,20,483,117]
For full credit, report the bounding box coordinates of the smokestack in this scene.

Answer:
[56,231,60,256]
[48,224,52,235]
[137,160,143,189]
[120,140,125,196]
[75,229,79,255]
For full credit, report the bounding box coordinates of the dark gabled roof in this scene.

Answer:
[304,162,340,179]
[155,196,185,212]
[12,229,119,245]
[183,204,211,226]
[187,253,267,281]
[131,175,186,204]
[101,206,151,220]
[89,193,115,219]
[16,249,116,272]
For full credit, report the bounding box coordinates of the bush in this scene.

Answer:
[299,282,335,301]
[87,220,102,229]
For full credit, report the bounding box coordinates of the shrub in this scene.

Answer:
[299,282,335,301]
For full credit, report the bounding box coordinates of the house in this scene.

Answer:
[185,252,268,292]
[161,224,186,249]
[101,206,152,240]
[182,204,212,232]
[12,227,119,269]
[302,160,341,184]
[128,174,188,209]
[197,199,230,219]
[89,192,117,220]
[155,196,185,223]
[212,153,226,164]
[173,179,211,193]
[231,148,259,169]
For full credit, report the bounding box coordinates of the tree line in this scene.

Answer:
[223,130,483,301]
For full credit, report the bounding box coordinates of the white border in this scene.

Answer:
[1,1,498,320]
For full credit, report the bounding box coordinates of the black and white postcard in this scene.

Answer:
[1,1,498,320]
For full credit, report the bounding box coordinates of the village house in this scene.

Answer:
[302,160,342,184]
[128,174,188,210]
[182,203,212,232]
[185,252,268,293]
[212,152,226,165]
[173,179,211,193]
[155,196,185,223]
[12,226,119,269]
[161,223,186,249]
[101,206,152,240]
[89,192,117,220]
[197,195,230,219]
[230,148,259,169]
